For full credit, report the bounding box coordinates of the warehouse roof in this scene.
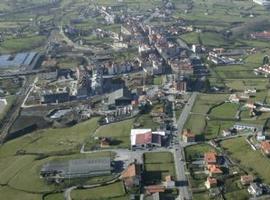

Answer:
[41,157,112,178]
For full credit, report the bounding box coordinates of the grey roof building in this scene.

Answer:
[107,88,133,106]
[41,157,112,179]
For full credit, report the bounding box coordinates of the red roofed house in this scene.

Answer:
[100,137,111,148]
[130,129,165,150]
[251,31,270,40]
[204,152,218,165]
[207,164,223,177]
[121,163,142,189]
[261,141,270,156]
[241,175,254,186]
[144,185,165,195]
[182,129,195,143]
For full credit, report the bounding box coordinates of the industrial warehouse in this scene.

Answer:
[0,52,42,72]
[40,157,112,180]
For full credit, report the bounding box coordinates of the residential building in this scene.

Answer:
[145,185,165,195]
[121,163,142,189]
[261,141,270,156]
[163,175,175,189]
[207,164,223,177]
[169,58,193,75]
[41,91,70,104]
[76,66,91,98]
[229,94,240,103]
[254,64,270,76]
[240,175,254,186]
[182,129,195,143]
[130,129,165,150]
[106,88,133,107]
[251,31,270,40]
[174,79,187,92]
[229,93,249,103]
[205,177,217,189]
[100,137,111,148]
[233,123,261,133]
[204,152,218,165]
[248,182,263,197]
[244,89,257,95]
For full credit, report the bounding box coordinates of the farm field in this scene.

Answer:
[222,137,270,184]
[143,152,175,185]
[71,181,127,200]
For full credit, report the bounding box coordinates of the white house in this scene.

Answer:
[248,183,263,197]
[130,129,165,149]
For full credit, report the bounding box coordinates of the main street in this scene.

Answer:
[173,92,198,200]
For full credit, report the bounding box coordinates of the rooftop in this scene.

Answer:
[41,157,112,179]
[130,129,165,146]
[204,152,217,164]
[121,163,141,179]
[0,52,38,69]
[261,141,270,153]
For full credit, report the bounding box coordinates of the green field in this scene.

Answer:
[185,114,206,136]
[143,152,175,185]
[210,102,238,119]
[71,181,127,200]
[56,57,82,69]
[214,49,270,80]
[191,94,228,114]
[0,117,99,155]
[0,151,113,194]
[44,193,64,200]
[0,117,111,198]
[200,32,227,47]
[95,119,134,148]
[192,192,210,200]
[205,120,235,139]
[181,32,200,44]
[225,79,268,91]
[0,186,41,200]
[0,35,46,53]
[222,137,270,184]
[185,143,216,162]
[153,75,164,85]
[185,94,230,139]
[134,113,160,130]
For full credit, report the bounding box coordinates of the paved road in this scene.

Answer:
[173,92,198,200]
[80,145,173,168]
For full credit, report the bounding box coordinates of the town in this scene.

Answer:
[0,0,270,200]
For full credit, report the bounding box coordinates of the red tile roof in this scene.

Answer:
[135,132,152,145]
[145,185,165,194]
[207,164,223,174]
[261,141,270,154]
[241,175,254,185]
[204,152,217,164]
[121,164,141,179]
